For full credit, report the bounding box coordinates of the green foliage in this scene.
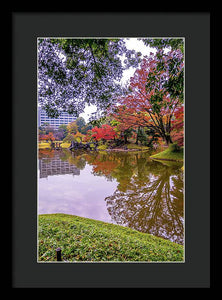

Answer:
[80,123,93,134]
[74,137,81,143]
[169,142,181,152]
[142,38,184,53]
[38,38,141,118]
[89,116,108,128]
[122,128,133,143]
[38,214,183,262]
[75,117,86,133]
[67,121,78,135]
[137,127,148,145]
[89,143,96,149]
[63,133,75,143]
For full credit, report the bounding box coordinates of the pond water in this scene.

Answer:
[38,149,184,244]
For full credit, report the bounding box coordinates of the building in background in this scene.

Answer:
[38,108,76,129]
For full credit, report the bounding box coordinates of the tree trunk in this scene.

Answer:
[166,115,173,145]
[135,134,138,145]
[165,134,173,145]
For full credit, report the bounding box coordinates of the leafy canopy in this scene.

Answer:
[38,38,141,118]
[141,38,184,53]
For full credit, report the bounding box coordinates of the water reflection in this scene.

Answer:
[104,159,184,244]
[39,153,80,179]
[38,149,184,244]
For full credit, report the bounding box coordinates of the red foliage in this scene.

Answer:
[108,53,184,145]
[91,124,117,141]
[171,106,184,147]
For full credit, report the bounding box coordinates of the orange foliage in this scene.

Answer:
[171,106,184,147]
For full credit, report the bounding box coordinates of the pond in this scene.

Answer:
[38,149,184,245]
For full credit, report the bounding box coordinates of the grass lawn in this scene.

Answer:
[126,143,149,151]
[38,141,70,149]
[60,142,70,148]
[150,146,184,162]
[38,214,183,262]
[38,142,51,149]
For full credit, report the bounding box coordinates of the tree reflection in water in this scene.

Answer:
[60,150,184,244]
[87,152,184,245]
[106,162,183,244]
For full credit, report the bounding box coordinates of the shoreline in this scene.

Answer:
[150,157,183,162]
[105,148,150,152]
[38,143,184,162]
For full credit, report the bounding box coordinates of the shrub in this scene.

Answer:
[89,143,95,149]
[97,144,108,150]
[137,128,148,145]
[63,133,75,143]
[169,142,181,152]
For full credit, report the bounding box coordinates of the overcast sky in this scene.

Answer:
[80,38,155,122]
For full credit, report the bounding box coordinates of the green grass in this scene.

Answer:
[60,142,70,148]
[126,143,149,150]
[38,214,183,262]
[97,144,108,150]
[150,146,184,161]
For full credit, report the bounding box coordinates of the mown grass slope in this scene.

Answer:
[38,214,184,262]
[150,146,183,161]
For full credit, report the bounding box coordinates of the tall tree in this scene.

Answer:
[110,48,184,145]
[67,121,78,135]
[75,117,86,133]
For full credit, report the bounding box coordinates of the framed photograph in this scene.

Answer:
[12,11,211,288]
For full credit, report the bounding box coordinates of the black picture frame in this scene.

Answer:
[12,11,211,288]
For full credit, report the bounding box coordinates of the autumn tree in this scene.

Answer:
[110,48,184,145]
[75,117,86,133]
[171,106,184,147]
[73,131,85,143]
[91,124,117,143]
[113,122,134,144]
[109,105,150,144]
[67,121,78,135]
[39,132,55,142]
[63,133,76,143]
